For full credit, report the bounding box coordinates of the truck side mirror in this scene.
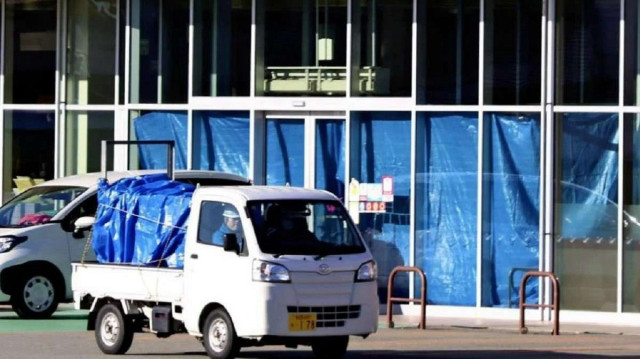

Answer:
[223,233,239,254]
[74,216,95,234]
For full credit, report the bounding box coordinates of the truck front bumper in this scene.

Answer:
[231,280,379,338]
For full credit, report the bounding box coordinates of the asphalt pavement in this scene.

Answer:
[1,304,640,358]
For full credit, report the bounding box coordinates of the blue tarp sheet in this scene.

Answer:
[92,174,194,268]
[416,113,478,306]
[133,111,250,177]
[353,112,412,300]
[558,113,619,239]
[266,119,305,186]
[133,112,188,170]
[482,113,540,307]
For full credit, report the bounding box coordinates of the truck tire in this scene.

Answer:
[95,303,134,355]
[11,271,59,319]
[311,336,349,359]
[203,309,240,359]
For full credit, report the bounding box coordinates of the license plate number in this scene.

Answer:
[288,314,317,332]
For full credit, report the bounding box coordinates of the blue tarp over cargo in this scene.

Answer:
[92,174,194,268]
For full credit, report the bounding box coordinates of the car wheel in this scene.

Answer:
[11,272,59,319]
[311,336,349,359]
[203,309,240,359]
[95,303,134,355]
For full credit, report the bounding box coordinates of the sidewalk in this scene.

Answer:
[380,314,640,336]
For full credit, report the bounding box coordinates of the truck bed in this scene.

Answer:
[71,262,184,304]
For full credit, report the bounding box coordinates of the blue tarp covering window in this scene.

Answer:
[558,113,619,239]
[133,112,188,169]
[482,113,540,307]
[133,111,250,177]
[266,119,305,187]
[415,113,478,306]
[92,174,194,268]
[351,112,411,301]
[315,120,346,199]
[194,111,250,177]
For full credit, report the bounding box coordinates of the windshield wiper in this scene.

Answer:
[314,253,329,261]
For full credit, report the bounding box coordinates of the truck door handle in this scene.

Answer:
[190,254,198,259]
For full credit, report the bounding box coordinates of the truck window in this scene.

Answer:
[198,201,245,249]
[248,200,365,256]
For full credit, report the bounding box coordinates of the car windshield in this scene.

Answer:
[0,186,87,227]
[248,200,365,256]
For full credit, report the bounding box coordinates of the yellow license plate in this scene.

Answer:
[288,313,317,332]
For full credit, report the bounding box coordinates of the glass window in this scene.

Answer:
[625,1,640,106]
[556,0,619,105]
[484,0,541,105]
[248,200,365,255]
[193,111,250,178]
[129,0,188,103]
[3,111,55,200]
[350,112,411,301]
[4,0,57,104]
[265,119,305,186]
[554,113,618,311]
[315,120,345,199]
[129,110,188,170]
[481,113,540,308]
[66,0,116,104]
[415,112,478,306]
[198,201,245,249]
[0,186,86,227]
[417,0,479,105]
[258,0,347,96]
[65,112,114,176]
[351,0,412,97]
[194,0,251,97]
[623,114,640,312]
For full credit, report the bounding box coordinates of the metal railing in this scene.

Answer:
[519,271,560,335]
[386,266,427,330]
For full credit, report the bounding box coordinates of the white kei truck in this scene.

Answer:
[71,185,379,359]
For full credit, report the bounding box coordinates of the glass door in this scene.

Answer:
[263,113,346,199]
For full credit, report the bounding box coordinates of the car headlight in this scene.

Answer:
[252,260,290,283]
[0,236,27,254]
[356,260,377,282]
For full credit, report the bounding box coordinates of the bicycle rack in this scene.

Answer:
[386,266,427,330]
[507,267,537,308]
[519,271,560,335]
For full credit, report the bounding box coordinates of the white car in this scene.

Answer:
[0,170,251,319]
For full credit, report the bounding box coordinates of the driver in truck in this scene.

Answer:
[212,208,242,246]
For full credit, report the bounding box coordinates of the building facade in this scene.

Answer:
[2,0,640,322]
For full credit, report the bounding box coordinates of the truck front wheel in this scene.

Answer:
[11,272,59,319]
[203,309,240,359]
[311,336,349,359]
[95,304,134,355]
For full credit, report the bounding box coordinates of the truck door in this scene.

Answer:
[184,199,250,330]
[63,194,98,263]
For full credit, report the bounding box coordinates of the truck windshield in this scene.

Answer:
[248,200,365,256]
[0,186,87,227]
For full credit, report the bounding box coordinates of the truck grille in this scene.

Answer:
[287,305,360,328]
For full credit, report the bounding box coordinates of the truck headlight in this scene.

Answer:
[356,260,377,282]
[0,236,27,254]
[252,260,290,283]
